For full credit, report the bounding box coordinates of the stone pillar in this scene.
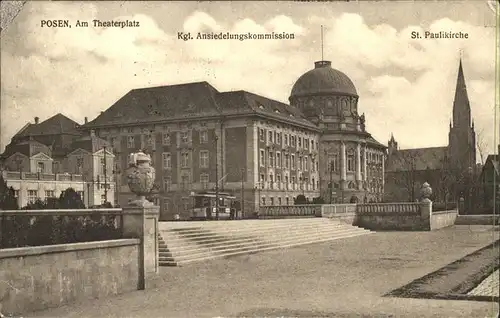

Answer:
[122,205,160,290]
[363,146,367,182]
[356,143,362,182]
[340,141,346,183]
[420,198,432,230]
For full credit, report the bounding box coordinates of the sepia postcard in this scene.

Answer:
[0,1,499,317]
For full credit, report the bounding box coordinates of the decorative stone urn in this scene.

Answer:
[126,150,156,207]
[420,182,433,201]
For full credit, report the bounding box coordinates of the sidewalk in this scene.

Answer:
[28,225,499,318]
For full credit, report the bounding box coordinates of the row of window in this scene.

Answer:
[111,130,210,150]
[260,196,309,206]
[24,190,82,202]
[259,128,317,150]
[259,174,318,189]
[259,149,318,171]
[161,151,210,170]
[161,174,210,192]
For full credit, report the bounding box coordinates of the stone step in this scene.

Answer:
[162,220,340,236]
[159,228,370,261]
[159,222,350,244]
[159,231,373,266]
[158,226,365,256]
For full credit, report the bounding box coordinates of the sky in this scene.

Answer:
[1,1,498,161]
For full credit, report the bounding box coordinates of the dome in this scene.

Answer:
[290,61,358,99]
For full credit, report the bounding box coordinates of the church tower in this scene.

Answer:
[448,58,476,173]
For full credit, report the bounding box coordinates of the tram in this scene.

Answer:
[190,191,236,220]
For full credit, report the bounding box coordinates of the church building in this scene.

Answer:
[385,59,477,203]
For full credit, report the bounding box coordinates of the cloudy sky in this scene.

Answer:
[1,1,497,160]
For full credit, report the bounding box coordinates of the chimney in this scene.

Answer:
[84,117,88,124]
[34,117,39,124]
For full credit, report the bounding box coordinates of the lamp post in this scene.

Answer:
[113,164,120,207]
[329,161,334,204]
[215,135,219,220]
[103,146,108,204]
[241,168,245,219]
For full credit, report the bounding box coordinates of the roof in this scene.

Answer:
[386,146,448,172]
[85,81,222,127]
[290,61,358,99]
[14,113,81,138]
[216,91,318,130]
[85,81,319,131]
[481,154,499,177]
[366,136,387,149]
[70,134,110,153]
[1,139,51,158]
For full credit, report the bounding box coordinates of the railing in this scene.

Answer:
[0,208,124,249]
[321,204,357,216]
[356,202,421,214]
[1,171,84,182]
[259,205,322,218]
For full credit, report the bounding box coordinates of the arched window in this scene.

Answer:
[347,149,355,172]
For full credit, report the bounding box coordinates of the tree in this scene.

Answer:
[59,188,85,209]
[0,175,18,210]
[393,151,419,202]
[23,198,47,210]
[476,128,488,165]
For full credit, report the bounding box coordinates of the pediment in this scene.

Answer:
[7,152,28,161]
[30,152,53,161]
[67,148,91,157]
[94,148,115,157]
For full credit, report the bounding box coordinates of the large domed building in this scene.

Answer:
[289,60,386,203]
[52,58,388,220]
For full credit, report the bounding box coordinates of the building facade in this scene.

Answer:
[83,60,386,220]
[479,145,499,213]
[385,59,477,202]
[1,170,85,208]
[1,114,116,207]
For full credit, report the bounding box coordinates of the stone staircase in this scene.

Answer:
[158,218,373,266]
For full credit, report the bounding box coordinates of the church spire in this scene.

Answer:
[452,57,472,128]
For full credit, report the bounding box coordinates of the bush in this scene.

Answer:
[312,197,325,204]
[294,194,307,205]
[0,177,19,210]
[59,188,85,209]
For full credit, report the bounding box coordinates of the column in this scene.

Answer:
[122,205,160,290]
[340,141,347,181]
[356,143,362,181]
[363,146,367,182]
[381,153,385,192]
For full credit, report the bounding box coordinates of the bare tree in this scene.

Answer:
[393,151,419,202]
[476,128,488,165]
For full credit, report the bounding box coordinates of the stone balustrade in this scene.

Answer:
[356,202,421,214]
[1,171,84,181]
[259,205,322,218]
[321,204,357,216]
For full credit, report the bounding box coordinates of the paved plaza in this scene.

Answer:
[30,225,499,318]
